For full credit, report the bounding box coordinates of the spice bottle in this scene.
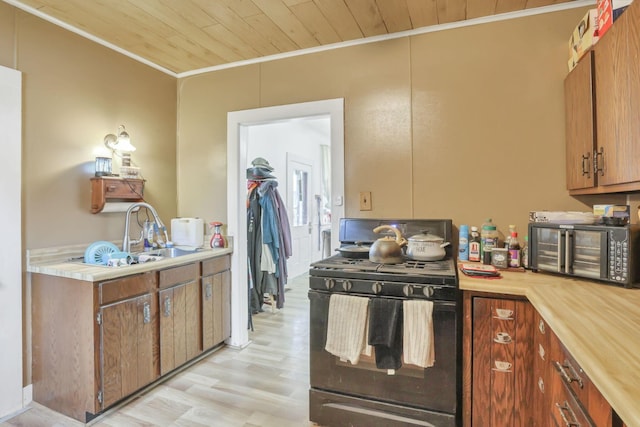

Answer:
[459,225,469,261]
[508,231,521,268]
[469,226,481,262]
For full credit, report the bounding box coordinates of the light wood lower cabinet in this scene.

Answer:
[158,263,201,375]
[201,256,231,350]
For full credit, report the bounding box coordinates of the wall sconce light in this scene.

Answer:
[104,124,136,153]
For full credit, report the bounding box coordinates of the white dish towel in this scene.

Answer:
[403,300,435,368]
[324,294,370,364]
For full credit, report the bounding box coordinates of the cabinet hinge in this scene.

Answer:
[97,390,103,404]
[96,312,102,325]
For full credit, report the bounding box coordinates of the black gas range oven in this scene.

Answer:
[309,218,461,427]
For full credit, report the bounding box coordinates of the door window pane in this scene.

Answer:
[292,169,308,226]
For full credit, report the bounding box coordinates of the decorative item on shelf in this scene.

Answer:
[94,156,112,177]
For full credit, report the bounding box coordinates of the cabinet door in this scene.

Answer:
[202,269,232,350]
[471,297,534,427]
[594,4,640,186]
[100,293,158,409]
[221,269,231,341]
[565,51,595,190]
[159,280,201,375]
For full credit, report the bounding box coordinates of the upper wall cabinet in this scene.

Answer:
[565,51,596,191]
[566,1,640,195]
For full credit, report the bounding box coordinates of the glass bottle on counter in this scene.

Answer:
[504,224,516,248]
[469,226,481,262]
[508,231,521,268]
[522,235,529,268]
[481,219,499,264]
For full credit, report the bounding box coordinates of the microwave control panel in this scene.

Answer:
[609,228,629,282]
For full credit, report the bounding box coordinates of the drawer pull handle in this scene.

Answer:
[554,360,584,389]
[163,296,172,317]
[555,401,580,426]
[538,319,546,334]
[581,152,591,177]
[142,301,151,324]
[594,147,605,177]
[205,283,212,300]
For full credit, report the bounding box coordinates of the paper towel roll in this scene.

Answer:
[100,202,141,213]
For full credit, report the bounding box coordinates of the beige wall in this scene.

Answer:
[0,3,178,388]
[177,7,624,239]
[0,4,178,250]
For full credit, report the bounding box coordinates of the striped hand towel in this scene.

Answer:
[324,294,370,364]
[403,300,435,368]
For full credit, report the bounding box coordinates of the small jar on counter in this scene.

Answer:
[491,247,509,269]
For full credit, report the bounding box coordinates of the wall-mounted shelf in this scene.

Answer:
[90,177,145,213]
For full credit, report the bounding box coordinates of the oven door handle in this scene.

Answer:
[565,230,574,274]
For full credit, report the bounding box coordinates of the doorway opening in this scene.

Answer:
[227,99,344,347]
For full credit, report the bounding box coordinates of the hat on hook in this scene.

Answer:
[251,157,274,172]
[247,167,276,180]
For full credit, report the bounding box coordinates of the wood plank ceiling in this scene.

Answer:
[12,0,575,75]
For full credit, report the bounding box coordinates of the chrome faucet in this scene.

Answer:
[122,202,168,253]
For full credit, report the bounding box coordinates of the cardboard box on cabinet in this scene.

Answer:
[569,9,599,64]
[597,0,613,36]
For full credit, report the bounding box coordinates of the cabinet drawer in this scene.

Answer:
[95,177,144,199]
[99,272,157,305]
[553,353,588,407]
[551,371,594,427]
[202,255,230,276]
[159,263,199,289]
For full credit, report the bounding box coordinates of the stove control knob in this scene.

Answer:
[342,280,352,291]
[372,282,383,294]
[422,286,434,297]
[403,285,413,297]
[324,279,335,290]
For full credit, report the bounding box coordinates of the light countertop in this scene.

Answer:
[460,268,640,427]
[27,246,233,282]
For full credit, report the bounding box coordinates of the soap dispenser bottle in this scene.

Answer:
[210,221,226,248]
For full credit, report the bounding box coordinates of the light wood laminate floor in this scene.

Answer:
[2,274,312,427]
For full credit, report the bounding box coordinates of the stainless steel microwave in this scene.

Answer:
[528,223,640,288]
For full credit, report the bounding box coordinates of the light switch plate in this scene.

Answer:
[359,191,372,211]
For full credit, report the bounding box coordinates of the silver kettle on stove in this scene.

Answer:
[369,225,407,264]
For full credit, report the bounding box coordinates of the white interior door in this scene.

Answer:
[286,154,313,278]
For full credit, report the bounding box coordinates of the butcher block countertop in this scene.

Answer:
[27,244,233,282]
[460,268,640,427]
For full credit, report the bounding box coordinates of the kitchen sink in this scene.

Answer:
[144,247,199,258]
